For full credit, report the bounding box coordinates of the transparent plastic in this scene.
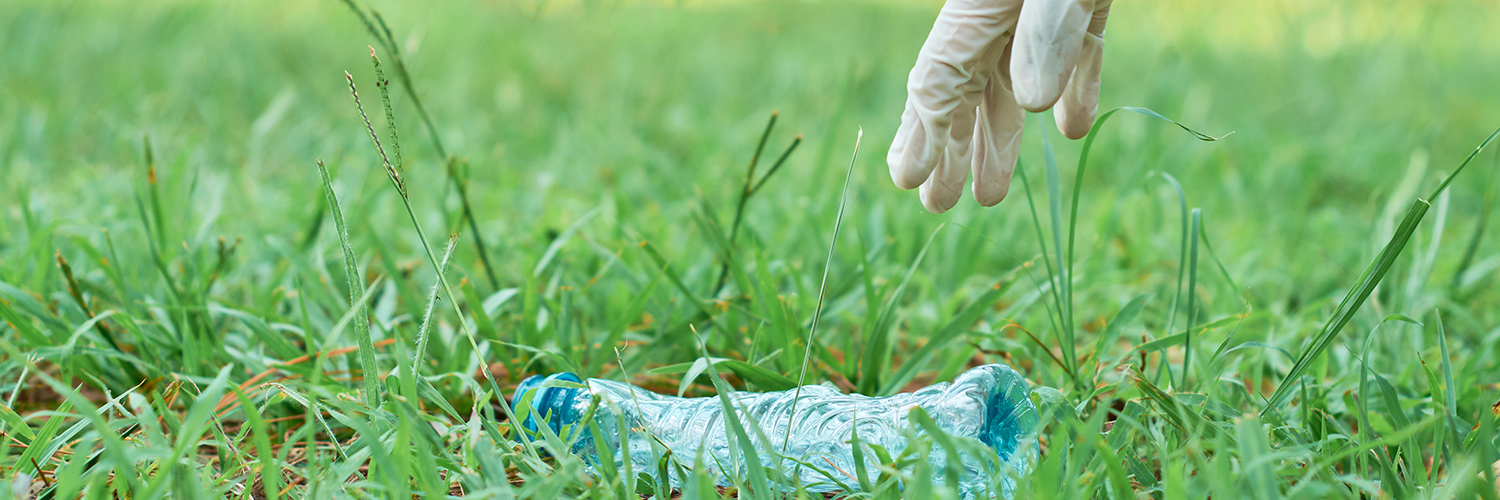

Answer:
[513,363,1037,498]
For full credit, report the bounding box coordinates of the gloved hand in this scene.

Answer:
[888,0,1112,213]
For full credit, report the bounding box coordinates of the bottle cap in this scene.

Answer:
[512,372,584,434]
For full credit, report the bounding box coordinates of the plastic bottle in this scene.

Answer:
[512,363,1037,498]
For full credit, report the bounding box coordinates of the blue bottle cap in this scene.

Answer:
[973,364,1038,466]
[512,372,584,434]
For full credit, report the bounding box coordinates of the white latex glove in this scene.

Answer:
[888,0,1112,213]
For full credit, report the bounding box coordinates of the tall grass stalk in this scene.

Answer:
[346,49,542,459]
[780,127,860,457]
[341,0,502,289]
[713,111,802,297]
[411,234,459,367]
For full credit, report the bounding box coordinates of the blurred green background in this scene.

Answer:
[6,0,1499,294]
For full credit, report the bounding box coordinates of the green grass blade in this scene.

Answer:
[712,111,781,296]
[411,234,458,368]
[0,297,50,346]
[1264,127,1499,414]
[10,399,73,483]
[314,159,382,408]
[1091,293,1152,371]
[1427,127,1500,200]
[1039,123,1075,369]
[781,127,860,455]
[849,407,874,492]
[1182,208,1202,388]
[234,388,280,500]
[1131,365,1224,441]
[690,327,773,498]
[143,136,168,256]
[749,135,803,196]
[908,407,963,488]
[1093,438,1134,500]
[1436,311,1462,467]
[1234,415,1278,500]
[1264,199,1427,412]
[1015,165,1073,381]
[461,277,499,343]
[1149,170,1190,384]
[858,223,941,394]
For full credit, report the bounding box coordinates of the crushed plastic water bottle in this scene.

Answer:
[513,363,1038,498]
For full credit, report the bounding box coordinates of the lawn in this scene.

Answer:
[2,0,1499,497]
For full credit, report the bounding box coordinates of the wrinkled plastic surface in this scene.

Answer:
[514,363,1037,498]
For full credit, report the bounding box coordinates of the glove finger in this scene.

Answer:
[919,25,1009,214]
[920,83,984,214]
[973,43,1026,207]
[1011,0,1094,112]
[918,117,976,214]
[1085,0,1110,37]
[888,101,933,190]
[889,0,1023,190]
[1055,1,1109,139]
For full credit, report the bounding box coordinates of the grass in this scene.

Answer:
[3,0,1500,497]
